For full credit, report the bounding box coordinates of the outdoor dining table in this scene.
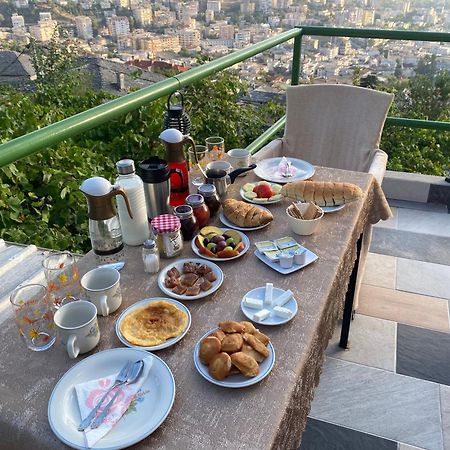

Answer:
[0,166,391,450]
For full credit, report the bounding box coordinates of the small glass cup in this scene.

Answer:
[205,136,225,161]
[42,252,81,309]
[188,144,209,190]
[10,284,56,351]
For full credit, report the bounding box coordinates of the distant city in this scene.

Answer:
[1,0,449,98]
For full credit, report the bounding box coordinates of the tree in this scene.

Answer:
[380,61,450,175]
[415,54,437,78]
[352,67,361,86]
[394,59,403,79]
[359,73,379,88]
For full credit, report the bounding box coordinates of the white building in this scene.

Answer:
[108,16,130,38]
[29,19,58,42]
[219,24,234,40]
[133,7,153,26]
[178,29,200,49]
[235,30,251,44]
[258,0,272,13]
[13,0,28,7]
[75,16,93,40]
[153,10,176,26]
[362,9,375,26]
[11,13,25,30]
[114,0,129,8]
[273,0,292,8]
[181,2,199,18]
[241,1,256,14]
[39,12,52,21]
[206,0,221,13]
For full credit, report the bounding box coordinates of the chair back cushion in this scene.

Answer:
[284,84,393,172]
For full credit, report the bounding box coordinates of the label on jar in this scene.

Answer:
[162,232,183,257]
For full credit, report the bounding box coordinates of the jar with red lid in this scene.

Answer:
[186,194,210,228]
[197,184,221,216]
[173,205,199,241]
[150,214,183,258]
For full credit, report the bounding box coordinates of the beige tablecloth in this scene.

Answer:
[0,167,391,450]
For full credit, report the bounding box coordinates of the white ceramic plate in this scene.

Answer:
[191,229,250,262]
[321,204,346,213]
[254,157,315,184]
[193,328,275,388]
[219,205,272,231]
[116,298,191,351]
[48,348,175,450]
[241,286,298,326]
[157,258,224,300]
[254,247,318,275]
[239,182,283,205]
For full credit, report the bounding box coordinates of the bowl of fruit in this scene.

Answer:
[191,226,250,261]
[240,181,283,204]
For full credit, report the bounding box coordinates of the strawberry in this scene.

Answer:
[253,184,273,198]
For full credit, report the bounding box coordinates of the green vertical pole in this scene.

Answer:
[291,31,302,86]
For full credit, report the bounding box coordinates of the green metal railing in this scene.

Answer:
[0,26,449,167]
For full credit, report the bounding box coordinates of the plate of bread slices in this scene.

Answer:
[193,321,275,388]
[220,199,274,231]
[158,258,224,300]
[280,181,363,212]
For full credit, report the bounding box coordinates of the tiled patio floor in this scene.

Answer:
[301,200,450,450]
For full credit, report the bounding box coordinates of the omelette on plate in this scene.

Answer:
[120,300,188,346]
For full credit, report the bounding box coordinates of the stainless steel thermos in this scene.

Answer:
[139,157,183,220]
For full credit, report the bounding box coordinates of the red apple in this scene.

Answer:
[253,184,273,198]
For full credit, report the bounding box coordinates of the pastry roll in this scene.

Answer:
[281,181,362,206]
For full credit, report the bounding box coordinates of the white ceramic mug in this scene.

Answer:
[81,267,122,317]
[206,160,232,174]
[54,300,100,359]
[227,148,251,170]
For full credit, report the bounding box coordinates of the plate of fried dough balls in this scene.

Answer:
[193,320,275,388]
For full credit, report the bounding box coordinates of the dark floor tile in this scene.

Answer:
[428,184,450,212]
[299,418,397,450]
[388,198,448,213]
[397,324,450,386]
[371,228,450,266]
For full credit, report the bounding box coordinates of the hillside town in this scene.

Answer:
[0,0,449,96]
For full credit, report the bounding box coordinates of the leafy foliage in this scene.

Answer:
[380,69,450,175]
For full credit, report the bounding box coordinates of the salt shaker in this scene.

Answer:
[142,239,160,273]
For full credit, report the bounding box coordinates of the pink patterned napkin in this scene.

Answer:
[277,156,298,177]
[75,356,153,448]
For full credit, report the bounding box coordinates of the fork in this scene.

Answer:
[90,359,145,429]
[282,160,293,178]
[78,361,132,431]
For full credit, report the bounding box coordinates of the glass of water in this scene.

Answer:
[188,145,209,191]
[10,284,56,351]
